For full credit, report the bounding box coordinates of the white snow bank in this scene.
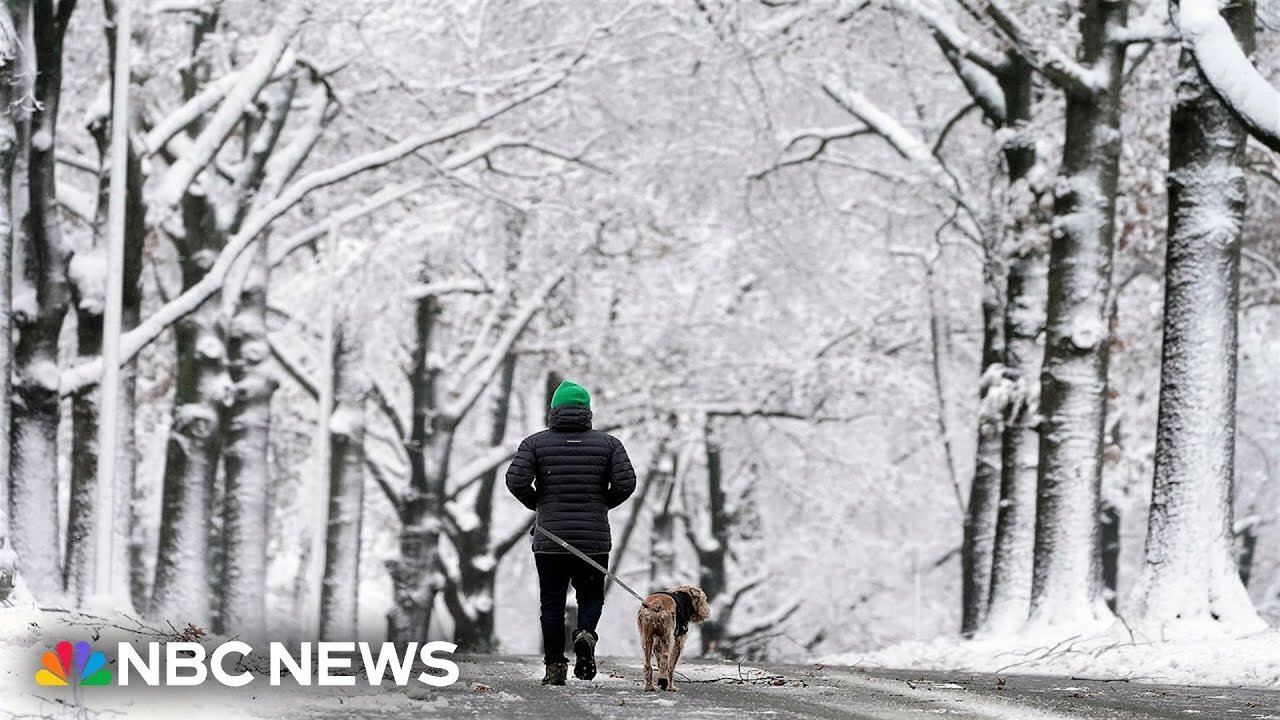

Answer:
[825,627,1280,688]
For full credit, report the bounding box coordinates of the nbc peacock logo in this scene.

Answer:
[35,640,112,687]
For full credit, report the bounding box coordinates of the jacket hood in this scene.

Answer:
[548,404,593,432]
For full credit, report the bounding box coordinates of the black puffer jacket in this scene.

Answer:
[505,405,636,554]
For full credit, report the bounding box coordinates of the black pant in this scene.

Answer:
[536,551,608,664]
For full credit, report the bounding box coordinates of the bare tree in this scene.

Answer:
[1013,0,1131,629]
[64,78,145,603]
[686,415,798,658]
[649,451,679,591]
[441,212,525,652]
[898,2,1050,635]
[1129,0,1265,635]
[387,269,566,644]
[319,324,368,641]
[10,0,74,599]
[0,4,22,552]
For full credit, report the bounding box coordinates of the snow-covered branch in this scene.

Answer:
[61,75,578,397]
[267,335,317,397]
[446,445,523,499]
[893,0,1007,75]
[153,9,305,207]
[404,279,490,299]
[934,38,1006,124]
[493,518,534,558]
[366,459,404,515]
[726,598,801,642]
[443,271,569,425]
[260,85,336,200]
[267,180,425,267]
[983,0,1101,96]
[821,76,979,225]
[696,403,867,424]
[370,380,407,443]
[1178,0,1280,153]
[751,123,870,179]
[142,54,298,157]
[57,183,95,224]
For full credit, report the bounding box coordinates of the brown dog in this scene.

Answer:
[637,585,710,692]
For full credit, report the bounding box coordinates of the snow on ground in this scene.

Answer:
[826,625,1280,689]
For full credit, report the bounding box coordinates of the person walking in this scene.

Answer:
[506,380,636,685]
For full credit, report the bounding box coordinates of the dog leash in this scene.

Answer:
[533,521,653,609]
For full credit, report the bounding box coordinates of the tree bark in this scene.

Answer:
[606,427,675,601]
[149,195,229,625]
[448,213,522,652]
[65,58,145,604]
[1029,0,1128,630]
[320,324,367,641]
[216,72,295,635]
[448,353,515,653]
[11,0,73,599]
[961,261,1004,635]
[696,419,729,656]
[1129,0,1265,635]
[219,232,278,636]
[985,242,1047,634]
[650,452,677,591]
[0,5,21,549]
[387,290,446,644]
[985,56,1046,636]
[121,148,147,611]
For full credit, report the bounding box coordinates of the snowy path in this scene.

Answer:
[267,656,1280,720]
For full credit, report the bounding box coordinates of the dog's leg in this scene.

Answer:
[660,638,670,691]
[640,628,655,691]
[657,628,676,691]
[667,636,685,692]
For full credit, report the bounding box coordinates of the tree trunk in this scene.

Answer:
[320,325,367,641]
[697,420,729,656]
[387,291,446,644]
[650,459,677,591]
[219,234,277,636]
[985,247,1047,634]
[64,72,144,604]
[0,5,19,549]
[1100,501,1119,613]
[1237,521,1257,588]
[1129,0,1264,635]
[1029,0,1128,630]
[150,197,229,625]
[606,429,675,600]
[961,256,1005,636]
[449,354,515,653]
[66,258,104,605]
[121,151,146,611]
[984,57,1046,636]
[449,215,522,652]
[11,0,73,599]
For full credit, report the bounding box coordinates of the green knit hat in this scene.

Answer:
[550,380,591,409]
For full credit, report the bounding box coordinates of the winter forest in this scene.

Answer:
[2,0,1280,683]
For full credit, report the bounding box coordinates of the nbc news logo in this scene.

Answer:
[34,639,458,688]
[35,641,112,687]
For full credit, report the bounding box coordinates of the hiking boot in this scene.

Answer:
[541,661,568,686]
[572,629,598,680]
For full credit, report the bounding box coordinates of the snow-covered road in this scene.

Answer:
[276,656,1280,720]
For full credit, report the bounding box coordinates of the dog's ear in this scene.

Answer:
[689,587,711,622]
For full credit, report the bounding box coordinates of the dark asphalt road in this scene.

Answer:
[267,655,1280,720]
